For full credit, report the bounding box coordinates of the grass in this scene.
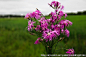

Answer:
[0,15,86,57]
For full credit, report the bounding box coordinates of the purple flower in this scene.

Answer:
[40,19,48,30]
[25,13,30,19]
[65,29,70,37]
[34,38,42,44]
[47,19,51,22]
[34,10,42,19]
[64,13,67,18]
[61,29,64,33]
[35,10,42,15]
[52,30,60,36]
[50,12,57,21]
[42,29,60,42]
[59,11,64,16]
[39,17,46,22]
[49,1,60,9]
[61,5,64,10]
[29,10,42,19]
[51,24,55,29]
[28,20,35,31]
[59,20,72,27]
[66,48,75,55]
[56,24,64,29]
[42,29,53,42]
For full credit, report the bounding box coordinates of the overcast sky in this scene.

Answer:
[0,0,86,15]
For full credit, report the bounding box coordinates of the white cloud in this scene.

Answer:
[0,0,86,15]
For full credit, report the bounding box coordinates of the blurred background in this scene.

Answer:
[0,0,86,57]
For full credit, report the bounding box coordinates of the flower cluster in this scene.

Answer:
[25,1,72,44]
[25,9,42,19]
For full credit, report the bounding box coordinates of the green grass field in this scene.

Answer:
[0,15,86,57]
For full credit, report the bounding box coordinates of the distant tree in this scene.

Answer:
[83,11,86,15]
[77,12,83,15]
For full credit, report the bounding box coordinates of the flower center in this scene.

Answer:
[70,50,73,53]
[48,32,51,35]
[58,24,60,27]
[43,21,45,24]
[29,24,31,26]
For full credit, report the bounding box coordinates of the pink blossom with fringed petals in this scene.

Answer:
[28,20,35,31]
[34,10,42,19]
[61,29,64,33]
[50,1,60,8]
[42,29,53,42]
[58,15,61,20]
[54,24,64,31]
[50,12,57,21]
[65,29,70,37]
[47,19,51,22]
[39,17,46,22]
[61,5,64,10]
[29,10,42,19]
[59,11,64,16]
[51,24,55,29]
[66,48,75,55]
[40,19,48,27]
[52,30,60,36]
[42,29,60,42]
[39,18,48,31]
[65,13,67,18]
[34,38,42,44]
[25,13,30,19]
[59,20,72,27]
[35,10,41,15]
[54,24,60,30]
[41,26,48,31]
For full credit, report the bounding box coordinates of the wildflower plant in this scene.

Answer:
[25,0,74,56]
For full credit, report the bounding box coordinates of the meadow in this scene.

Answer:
[0,15,86,57]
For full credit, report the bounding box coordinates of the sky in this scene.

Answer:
[0,0,86,15]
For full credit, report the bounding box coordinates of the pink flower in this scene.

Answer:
[28,20,35,31]
[42,29,53,42]
[42,29,60,42]
[49,1,60,8]
[34,10,42,19]
[47,19,51,22]
[64,13,67,18]
[66,48,75,55]
[61,5,64,10]
[35,10,42,15]
[52,30,60,36]
[59,20,72,27]
[65,29,70,37]
[29,10,42,19]
[25,13,30,19]
[54,24,64,30]
[39,17,46,22]
[59,11,64,16]
[51,24,55,29]
[34,38,42,44]
[61,29,64,33]
[40,19,48,31]
[50,12,57,21]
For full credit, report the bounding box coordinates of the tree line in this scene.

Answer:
[0,15,25,18]
[0,11,86,18]
[67,11,86,15]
